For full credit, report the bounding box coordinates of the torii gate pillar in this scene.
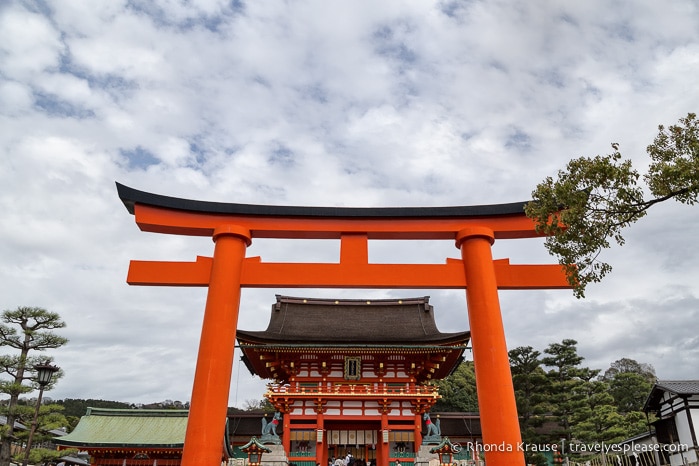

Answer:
[457,227,522,464]
[183,226,251,466]
[116,182,571,466]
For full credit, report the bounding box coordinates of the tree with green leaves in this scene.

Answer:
[570,369,649,445]
[509,346,550,426]
[602,357,656,384]
[22,443,77,466]
[526,112,699,298]
[572,404,630,444]
[594,358,655,442]
[432,360,478,413]
[432,342,654,454]
[56,398,132,420]
[569,371,623,444]
[509,346,550,466]
[14,402,76,466]
[0,306,69,466]
[509,342,655,448]
[540,339,590,442]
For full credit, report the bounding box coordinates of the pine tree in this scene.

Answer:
[540,339,588,442]
[0,306,68,466]
[509,346,550,466]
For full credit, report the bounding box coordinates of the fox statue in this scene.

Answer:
[261,411,282,437]
[423,412,441,437]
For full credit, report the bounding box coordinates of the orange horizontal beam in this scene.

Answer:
[132,204,541,240]
[127,256,214,287]
[126,257,571,290]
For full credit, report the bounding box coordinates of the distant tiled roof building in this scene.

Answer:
[644,380,699,465]
[55,408,190,466]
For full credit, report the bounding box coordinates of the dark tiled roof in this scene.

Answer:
[643,380,699,412]
[654,380,699,394]
[236,295,470,345]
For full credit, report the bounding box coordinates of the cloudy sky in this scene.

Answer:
[1,0,698,408]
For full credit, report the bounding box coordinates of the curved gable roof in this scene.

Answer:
[54,408,188,448]
[236,295,470,345]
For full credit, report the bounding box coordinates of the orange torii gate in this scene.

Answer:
[116,182,571,466]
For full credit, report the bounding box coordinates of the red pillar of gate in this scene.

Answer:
[380,414,389,466]
[316,410,326,466]
[456,227,524,466]
[181,225,251,466]
[283,413,291,456]
[413,413,422,453]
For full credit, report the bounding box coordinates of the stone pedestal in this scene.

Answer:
[421,435,442,446]
[414,445,440,465]
[260,444,288,465]
[260,434,282,445]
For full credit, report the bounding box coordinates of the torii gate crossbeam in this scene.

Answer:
[116,182,571,466]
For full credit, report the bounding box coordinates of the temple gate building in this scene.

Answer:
[236,295,470,466]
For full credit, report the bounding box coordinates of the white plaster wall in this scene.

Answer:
[676,410,692,445]
[670,409,698,466]
[690,407,699,446]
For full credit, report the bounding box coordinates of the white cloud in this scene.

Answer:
[1,0,698,407]
[0,5,63,79]
[0,80,33,115]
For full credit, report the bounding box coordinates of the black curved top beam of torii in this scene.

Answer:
[116,182,528,219]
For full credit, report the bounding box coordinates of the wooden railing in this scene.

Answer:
[266,383,438,398]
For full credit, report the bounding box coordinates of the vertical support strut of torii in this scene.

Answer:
[116,182,571,466]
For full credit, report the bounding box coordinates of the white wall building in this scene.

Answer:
[644,381,699,466]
